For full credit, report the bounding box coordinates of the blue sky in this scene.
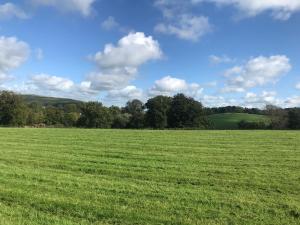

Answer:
[0,0,300,107]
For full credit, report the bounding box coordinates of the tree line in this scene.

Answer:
[0,91,300,129]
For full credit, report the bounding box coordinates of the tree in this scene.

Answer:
[168,94,209,129]
[64,112,80,127]
[109,106,130,128]
[124,99,145,128]
[145,96,172,129]
[78,102,112,128]
[45,106,64,126]
[265,105,288,129]
[0,91,28,127]
[288,108,300,129]
[27,102,45,126]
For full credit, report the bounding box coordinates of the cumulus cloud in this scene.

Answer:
[284,96,300,108]
[155,14,212,42]
[200,95,238,107]
[31,0,96,16]
[106,85,144,103]
[149,76,203,98]
[23,74,98,100]
[0,36,30,83]
[222,55,291,93]
[209,55,235,65]
[296,83,300,90]
[30,74,74,91]
[87,32,162,91]
[243,91,279,108]
[0,3,28,20]
[154,0,212,42]
[192,0,300,20]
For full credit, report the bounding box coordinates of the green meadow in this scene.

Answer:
[208,113,270,129]
[0,129,299,225]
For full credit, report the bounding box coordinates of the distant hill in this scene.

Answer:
[208,113,270,129]
[22,95,83,107]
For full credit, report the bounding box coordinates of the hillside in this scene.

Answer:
[208,113,270,129]
[22,95,83,107]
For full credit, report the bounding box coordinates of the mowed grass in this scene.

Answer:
[208,113,270,129]
[0,129,299,225]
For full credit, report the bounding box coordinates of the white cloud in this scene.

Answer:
[106,85,144,103]
[155,14,212,42]
[21,74,98,100]
[296,83,300,90]
[284,96,300,108]
[101,16,119,30]
[200,95,238,107]
[87,32,162,91]
[30,74,74,91]
[244,91,279,108]
[209,55,235,65]
[31,0,96,16]
[154,0,212,42]
[193,0,300,20]
[0,36,30,84]
[0,3,28,20]
[149,76,203,98]
[222,55,291,93]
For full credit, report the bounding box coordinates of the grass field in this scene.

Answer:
[0,129,299,225]
[208,113,270,129]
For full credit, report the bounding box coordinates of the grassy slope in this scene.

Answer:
[22,95,82,106]
[0,129,299,225]
[208,113,270,129]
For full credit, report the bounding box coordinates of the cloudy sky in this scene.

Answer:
[1,0,300,108]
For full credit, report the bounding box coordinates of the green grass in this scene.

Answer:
[0,129,299,225]
[208,113,270,129]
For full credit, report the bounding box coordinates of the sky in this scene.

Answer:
[0,0,300,108]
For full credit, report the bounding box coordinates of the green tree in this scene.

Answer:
[45,106,65,126]
[124,99,145,128]
[0,91,28,127]
[145,96,172,129]
[288,108,300,129]
[168,94,209,129]
[78,102,112,128]
[109,106,130,128]
[27,102,45,126]
[265,105,288,129]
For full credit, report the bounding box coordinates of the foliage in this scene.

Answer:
[288,108,300,129]
[0,92,300,129]
[145,95,172,129]
[238,120,269,129]
[77,102,112,128]
[124,99,145,129]
[168,94,209,129]
[0,91,28,127]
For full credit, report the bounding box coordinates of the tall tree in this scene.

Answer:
[145,96,172,129]
[78,102,112,128]
[109,106,130,129]
[124,99,145,128]
[265,105,288,129]
[168,94,209,129]
[288,108,300,129]
[0,91,28,127]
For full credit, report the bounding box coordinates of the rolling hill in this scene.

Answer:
[208,113,270,129]
[22,95,83,107]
